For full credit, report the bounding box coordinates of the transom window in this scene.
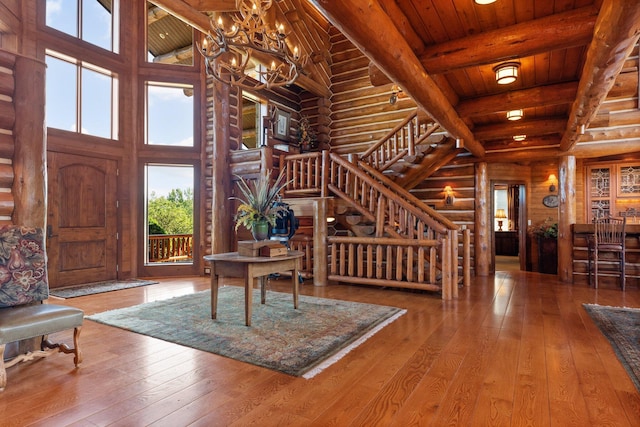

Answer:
[45,0,119,53]
[45,50,118,140]
[146,82,194,147]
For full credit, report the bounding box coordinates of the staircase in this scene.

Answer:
[281,150,470,300]
[359,109,463,190]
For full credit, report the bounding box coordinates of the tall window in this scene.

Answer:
[146,82,194,147]
[145,164,194,264]
[46,0,119,53]
[45,50,118,139]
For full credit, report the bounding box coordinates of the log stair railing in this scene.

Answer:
[359,109,440,173]
[281,150,470,299]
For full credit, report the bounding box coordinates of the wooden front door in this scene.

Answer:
[47,153,118,288]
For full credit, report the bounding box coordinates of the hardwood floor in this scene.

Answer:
[2,271,640,426]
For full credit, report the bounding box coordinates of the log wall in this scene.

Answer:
[0,50,15,225]
[328,29,417,154]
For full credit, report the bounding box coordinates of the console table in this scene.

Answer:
[203,251,304,326]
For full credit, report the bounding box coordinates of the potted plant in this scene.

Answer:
[529,217,558,274]
[232,168,290,241]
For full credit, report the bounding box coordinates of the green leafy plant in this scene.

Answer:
[231,168,290,231]
[529,217,558,239]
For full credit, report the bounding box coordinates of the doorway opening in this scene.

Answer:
[493,182,527,272]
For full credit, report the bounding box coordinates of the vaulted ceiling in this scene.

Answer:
[151,0,640,161]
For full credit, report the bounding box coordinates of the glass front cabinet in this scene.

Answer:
[586,162,640,223]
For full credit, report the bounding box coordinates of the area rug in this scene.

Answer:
[49,279,159,298]
[583,303,640,392]
[87,287,406,378]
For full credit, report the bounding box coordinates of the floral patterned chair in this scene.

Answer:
[0,225,83,391]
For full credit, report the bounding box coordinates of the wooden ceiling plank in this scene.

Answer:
[310,0,483,157]
[456,81,578,117]
[418,6,598,74]
[474,117,567,140]
[560,0,640,152]
[150,0,330,97]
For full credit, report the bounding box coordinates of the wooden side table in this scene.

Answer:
[203,251,304,326]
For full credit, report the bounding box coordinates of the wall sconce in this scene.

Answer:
[513,135,526,141]
[506,109,523,121]
[548,173,557,193]
[493,62,519,85]
[495,208,507,231]
[444,185,455,206]
[389,84,403,105]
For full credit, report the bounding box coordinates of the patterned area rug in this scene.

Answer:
[49,279,159,298]
[583,304,640,392]
[87,287,406,378]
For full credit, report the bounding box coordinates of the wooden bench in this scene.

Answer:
[0,226,83,391]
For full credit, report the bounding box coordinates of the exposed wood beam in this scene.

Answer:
[483,135,560,152]
[418,6,598,74]
[560,0,640,152]
[310,0,483,157]
[152,45,194,64]
[149,0,330,97]
[149,0,211,33]
[474,118,566,141]
[572,140,640,158]
[0,3,21,34]
[456,82,577,118]
[483,147,562,162]
[183,0,237,11]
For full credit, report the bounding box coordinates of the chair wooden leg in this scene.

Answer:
[621,251,626,291]
[593,248,599,289]
[73,327,83,366]
[0,344,6,391]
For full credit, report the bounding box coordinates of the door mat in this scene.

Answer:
[49,279,158,299]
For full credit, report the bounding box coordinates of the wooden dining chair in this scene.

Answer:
[588,216,627,290]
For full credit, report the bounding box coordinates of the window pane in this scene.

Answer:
[82,0,112,51]
[145,164,194,264]
[147,84,194,146]
[46,0,78,37]
[46,55,77,131]
[81,67,112,138]
[146,1,193,66]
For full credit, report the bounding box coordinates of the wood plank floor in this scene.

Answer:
[2,270,640,426]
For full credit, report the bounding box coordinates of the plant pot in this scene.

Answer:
[251,220,269,241]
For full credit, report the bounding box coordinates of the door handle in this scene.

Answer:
[46,225,57,238]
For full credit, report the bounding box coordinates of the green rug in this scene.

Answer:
[50,279,158,298]
[583,304,640,392]
[87,287,406,378]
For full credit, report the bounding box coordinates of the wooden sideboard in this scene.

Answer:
[495,231,518,256]
[572,223,640,288]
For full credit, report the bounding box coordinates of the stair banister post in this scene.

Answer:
[313,198,329,286]
[321,150,329,198]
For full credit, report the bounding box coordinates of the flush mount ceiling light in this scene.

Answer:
[474,0,496,4]
[494,62,519,85]
[513,135,526,141]
[506,109,523,121]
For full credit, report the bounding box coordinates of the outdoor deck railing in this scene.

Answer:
[148,234,193,262]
